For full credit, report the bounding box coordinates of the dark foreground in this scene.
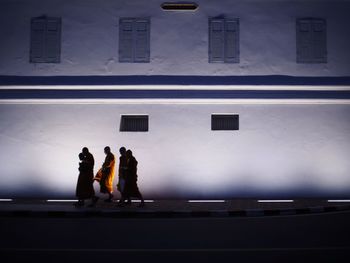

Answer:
[0,200,350,262]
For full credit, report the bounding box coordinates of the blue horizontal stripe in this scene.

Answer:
[1,89,350,99]
[1,75,350,86]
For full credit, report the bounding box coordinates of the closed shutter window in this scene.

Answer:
[119,19,134,62]
[119,18,150,63]
[224,19,239,63]
[209,18,239,63]
[30,16,61,63]
[296,18,327,63]
[209,19,225,62]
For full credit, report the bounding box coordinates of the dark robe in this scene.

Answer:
[76,160,95,199]
[84,152,95,173]
[117,155,127,192]
[124,156,142,197]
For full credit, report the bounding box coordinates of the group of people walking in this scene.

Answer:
[75,146,145,207]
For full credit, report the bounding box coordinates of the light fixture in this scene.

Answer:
[161,2,198,11]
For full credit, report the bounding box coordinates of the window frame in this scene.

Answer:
[296,17,327,64]
[30,16,61,63]
[119,17,151,63]
[208,17,240,63]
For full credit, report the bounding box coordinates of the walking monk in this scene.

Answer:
[94,146,115,203]
[119,150,145,207]
[75,151,95,207]
[117,147,128,200]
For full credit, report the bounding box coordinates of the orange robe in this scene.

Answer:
[94,153,115,194]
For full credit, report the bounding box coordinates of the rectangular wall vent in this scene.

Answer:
[120,115,149,132]
[211,114,239,131]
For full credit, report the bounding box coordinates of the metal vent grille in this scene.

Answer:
[211,114,239,131]
[120,115,149,132]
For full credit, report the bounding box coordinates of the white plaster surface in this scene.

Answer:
[1,102,350,198]
[0,0,350,77]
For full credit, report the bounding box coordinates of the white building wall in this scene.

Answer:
[0,0,350,76]
[1,101,350,198]
[1,0,350,199]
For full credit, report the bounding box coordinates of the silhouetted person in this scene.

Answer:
[82,147,94,172]
[117,147,130,203]
[75,152,95,207]
[119,150,144,207]
[94,146,115,202]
